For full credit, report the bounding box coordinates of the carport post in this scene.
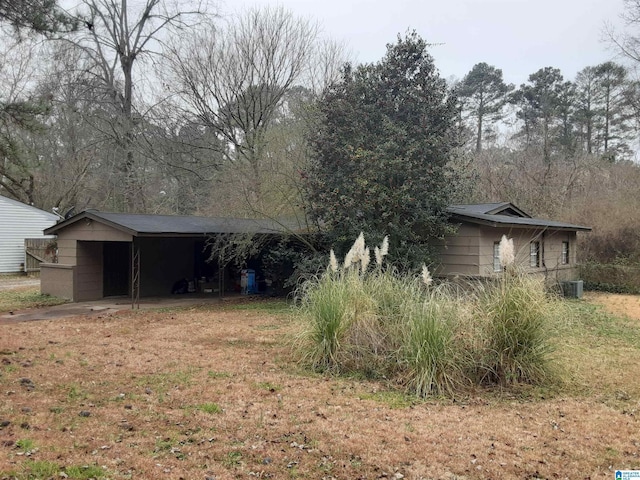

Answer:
[131,239,140,309]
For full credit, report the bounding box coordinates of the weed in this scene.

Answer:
[223,450,243,468]
[197,402,222,414]
[208,370,231,379]
[358,390,417,409]
[64,464,107,479]
[21,460,59,478]
[256,381,281,392]
[15,438,35,452]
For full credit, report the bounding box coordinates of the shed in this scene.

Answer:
[434,202,591,283]
[0,195,58,274]
[41,210,295,302]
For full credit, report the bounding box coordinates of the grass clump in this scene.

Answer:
[474,270,557,386]
[296,233,561,398]
[197,402,222,414]
[2,460,108,480]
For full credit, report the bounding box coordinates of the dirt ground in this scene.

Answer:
[1,294,640,479]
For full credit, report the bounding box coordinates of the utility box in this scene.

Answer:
[241,269,256,295]
[562,280,584,299]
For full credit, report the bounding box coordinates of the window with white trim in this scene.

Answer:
[493,242,501,272]
[561,241,569,265]
[530,241,540,268]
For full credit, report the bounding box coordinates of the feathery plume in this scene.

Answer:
[361,247,371,274]
[499,234,515,268]
[421,264,433,286]
[343,247,355,269]
[380,235,389,257]
[329,249,338,273]
[374,246,383,266]
[353,232,366,263]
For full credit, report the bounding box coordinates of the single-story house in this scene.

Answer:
[40,210,297,302]
[41,203,590,302]
[0,195,58,274]
[433,202,591,283]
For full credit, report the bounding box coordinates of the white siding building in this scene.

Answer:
[0,195,58,274]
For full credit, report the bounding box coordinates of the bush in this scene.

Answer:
[581,262,640,294]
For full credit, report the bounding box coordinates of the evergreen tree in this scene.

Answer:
[457,62,513,152]
[304,31,461,270]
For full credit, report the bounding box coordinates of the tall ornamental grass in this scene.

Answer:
[399,285,466,397]
[296,233,561,397]
[475,270,557,386]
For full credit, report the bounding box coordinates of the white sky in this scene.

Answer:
[224,0,628,86]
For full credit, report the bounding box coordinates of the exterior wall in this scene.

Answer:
[41,263,75,300]
[436,222,582,284]
[42,221,132,301]
[55,221,132,266]
[432,224,481,276]
[139,237,197,296]
[477,226,580,283]
[0,195,57,273]
[75,241,104,301]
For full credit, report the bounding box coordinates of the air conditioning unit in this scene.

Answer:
[562,280,584,299]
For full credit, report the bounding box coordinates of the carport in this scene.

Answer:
[40,210,294,304]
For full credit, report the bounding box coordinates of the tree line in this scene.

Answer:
[1,0,640,273]
[457,61,638,163]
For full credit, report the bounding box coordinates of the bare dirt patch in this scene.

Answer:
[1,299,639,479]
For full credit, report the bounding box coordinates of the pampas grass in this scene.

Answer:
[297,233,560,397]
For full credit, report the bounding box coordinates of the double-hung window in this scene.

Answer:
[493,242,501,272]
[530,241,540,268]
[561,241,569,265]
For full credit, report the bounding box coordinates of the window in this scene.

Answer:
[530,241,540,268]
[493,242,501,272]
[561,241,569,265]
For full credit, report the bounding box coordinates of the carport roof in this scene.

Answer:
[45,210,302,237]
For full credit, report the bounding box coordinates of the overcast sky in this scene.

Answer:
[225,0,628,86]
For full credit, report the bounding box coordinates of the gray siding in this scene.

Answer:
[435,222,582,284]
[0,196,58,273]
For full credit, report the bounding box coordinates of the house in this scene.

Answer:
[40,210,297,302]
[433,202,591,284]
[41,203,590,303]
[0,195,58,274]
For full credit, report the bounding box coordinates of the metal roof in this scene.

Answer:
[446,203,591,232]
[45,210,302,237]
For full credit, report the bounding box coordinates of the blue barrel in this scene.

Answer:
[241,269,256,294]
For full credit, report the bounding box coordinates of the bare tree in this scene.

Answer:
[60,0,210,211]
[0,34,48,204]
[164,6,323,212]
[608,0,640,64]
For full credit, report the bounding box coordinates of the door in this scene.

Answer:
[103,242,131,297]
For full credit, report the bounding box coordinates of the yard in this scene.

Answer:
[1,288,640,479]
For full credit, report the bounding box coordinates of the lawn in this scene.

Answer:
[0,293,639,479]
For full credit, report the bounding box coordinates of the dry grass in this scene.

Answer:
[1,296,640,479]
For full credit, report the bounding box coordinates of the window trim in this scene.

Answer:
[530,241,540,268]
[493,241,501,272]
[561,241,569,265]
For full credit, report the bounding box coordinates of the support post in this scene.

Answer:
[131,239,140,309]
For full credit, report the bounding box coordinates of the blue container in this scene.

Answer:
[241,269,256,294]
